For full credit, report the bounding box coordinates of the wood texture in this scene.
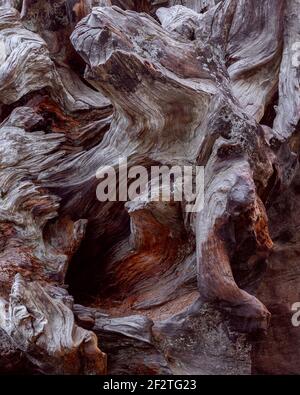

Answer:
[0,0,299,375]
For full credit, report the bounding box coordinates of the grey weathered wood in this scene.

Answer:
[0,0,299,375]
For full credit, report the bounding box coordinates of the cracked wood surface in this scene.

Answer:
[0,0,299,375]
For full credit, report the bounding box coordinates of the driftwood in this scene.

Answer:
[0,0,299,375]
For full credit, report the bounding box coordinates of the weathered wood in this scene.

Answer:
[0,0,299,375]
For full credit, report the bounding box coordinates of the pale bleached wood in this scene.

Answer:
[0,0,299,375]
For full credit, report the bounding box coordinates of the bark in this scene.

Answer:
[0,0,299,375]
